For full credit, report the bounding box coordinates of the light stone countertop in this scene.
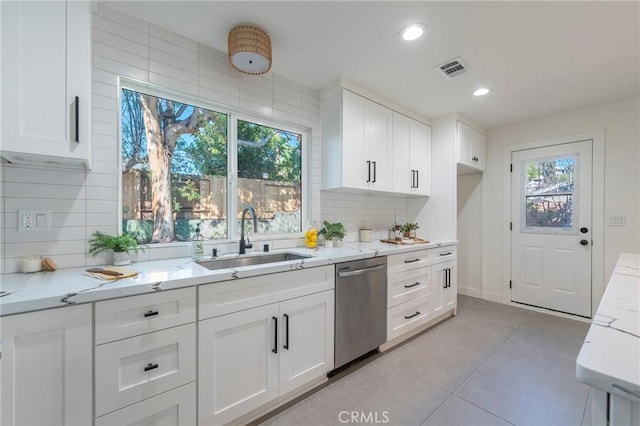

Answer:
[576,253,640,403]
[0,240,456,316]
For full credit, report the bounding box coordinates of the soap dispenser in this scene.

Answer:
[192,223,205,259]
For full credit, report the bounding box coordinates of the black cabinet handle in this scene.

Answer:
[580,239,589,246]
[404,282,420,288]
[283,313,289,350]
[366,161,371,183]
[443,269,448,288]
[415,170,419,188]
[439,252,453,256]
[272,316,278,354]
[404,258,420,264]
[580,227,589,234]
[410,170,415,188]
[372,161,377,183]
[144,310,159,318]
[404,311,420,320]
[144,362,158,372]
[74,96,79,142]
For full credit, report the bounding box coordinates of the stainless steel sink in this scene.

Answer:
[197,252,310,270]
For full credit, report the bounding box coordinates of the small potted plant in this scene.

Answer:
[318,221,346,248]
[88,231,145,266]
[401,222,420,239]
[389,222,402,240]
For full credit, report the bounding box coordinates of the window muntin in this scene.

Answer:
[120,84,305,244]
[520,155,579,234]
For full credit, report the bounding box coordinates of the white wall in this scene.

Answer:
[482,97,640,301]
[457,172,483,297]
[0,4,412,273]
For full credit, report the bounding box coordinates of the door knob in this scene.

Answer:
[580,239,589,246]
[580,227,589,234]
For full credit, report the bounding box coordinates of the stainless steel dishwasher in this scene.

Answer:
[334,257,387,369]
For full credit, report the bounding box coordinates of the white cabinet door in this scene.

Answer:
[1,0,91,168]
[199,303,280,425]
[392,112,413,194]
[342,90,368,190]
[411,120,431,196]
[432,260,457,316]
[444,261,457,310]
[1,304,92,426]
[457,121,486,173]
[392,113,430,196]
[367,100,393,192]
[279,290,335,395]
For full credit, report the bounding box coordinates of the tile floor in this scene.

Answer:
[257,295,591,426]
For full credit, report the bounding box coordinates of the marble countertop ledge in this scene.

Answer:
[576,253,640,403]
[0,240,456,316]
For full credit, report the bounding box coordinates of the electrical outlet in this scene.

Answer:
[18,209,51,232]
[608,215,626,227]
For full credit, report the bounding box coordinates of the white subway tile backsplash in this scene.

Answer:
[4,182,85,200]
[93,15,149,47]
[92,108,117,125]
[92,134,118,149]
[150,37,198,64]
[93,42,149,71]
[151,48,198,75]
[86,212,118,227]
[5,197,86,214]
[97,4,150,33]
[198,87,240,109]
[86,173,118,188]
[93,69,119,87]
[93,81,118,98]
[92,120,118,137]
[86,186,118,201]
[93,28,149,58]
[93,94,118,111]
[93,55,149,82]
[4,227,86,244]
[150,24,198,52]
[149,61,198,85]
[90,160,117,175]
[199,75,239,98]
[149,72,198,97]
[3,167,86,186]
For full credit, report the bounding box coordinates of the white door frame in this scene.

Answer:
[501,131,605,318]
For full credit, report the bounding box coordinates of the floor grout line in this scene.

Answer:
[453,394,518,426]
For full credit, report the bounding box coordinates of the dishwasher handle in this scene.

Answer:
[337,264,385,278]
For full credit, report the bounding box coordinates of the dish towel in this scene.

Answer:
[86,267,138,281]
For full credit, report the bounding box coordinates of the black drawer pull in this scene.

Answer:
[404,311,420,319]
[404,259,420,264]
[439,252,453,256]
[144,310,159,317]
[144,363,158,372]
[404,282,420,288]
[74,96,79,142]
[366,161,371,183]
[283,313,289,350]
[272,316,278,354]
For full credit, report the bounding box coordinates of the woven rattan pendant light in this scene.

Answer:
[228,25,272,75]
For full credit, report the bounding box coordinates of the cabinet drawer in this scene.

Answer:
[430,246,457,264]
[387,294,431,341]
[95,382,195,426]
[199,265,334,319]
[387,249,431,275]
[95,287,196,344]
[388,267,430,308]
[95,323,196,416]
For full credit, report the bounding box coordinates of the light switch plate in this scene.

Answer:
[18,209,51,232]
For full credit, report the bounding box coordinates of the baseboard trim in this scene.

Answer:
[457,286,482,298]
[482,291,503,303]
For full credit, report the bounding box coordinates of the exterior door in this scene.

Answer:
[511,140,592,317]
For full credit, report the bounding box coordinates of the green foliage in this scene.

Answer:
[175,179,201,201]
[88,231,145,255]
[400,222,419,232]
[318,221,346,241]
[123,220,153,243]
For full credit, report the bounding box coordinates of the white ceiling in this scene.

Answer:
[107,1,639,130]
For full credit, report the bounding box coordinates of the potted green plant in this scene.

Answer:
[318,221,346,248]
[401,222,420,239]
[88,231,145,266]
[389,222,402,240]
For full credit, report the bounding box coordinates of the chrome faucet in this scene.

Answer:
[239,206,258,255]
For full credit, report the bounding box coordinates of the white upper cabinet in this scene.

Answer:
[322,89,393,193]
[392,112,431,196]
[1,0,92,169]
[457,121,486,173]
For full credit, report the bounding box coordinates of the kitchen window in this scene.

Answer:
[120,84,305,244]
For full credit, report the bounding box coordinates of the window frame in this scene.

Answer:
[117,77,309,244]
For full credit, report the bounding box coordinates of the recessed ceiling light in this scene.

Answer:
[400,24,426,41]
[473,88,490,96]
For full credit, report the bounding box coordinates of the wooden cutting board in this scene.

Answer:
[380,238,430,245]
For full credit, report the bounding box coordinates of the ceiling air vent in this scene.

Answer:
[436,57,469,79]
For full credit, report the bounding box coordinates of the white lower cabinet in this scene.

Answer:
[95,323,196,417]
[199,289,334,425]
[387,294,431,341]
[95,383,196,426]
[1,304,92,426]
[432,260,457,316]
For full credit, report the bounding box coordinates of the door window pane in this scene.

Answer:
[521,155,578,233]
[236,120,302,235]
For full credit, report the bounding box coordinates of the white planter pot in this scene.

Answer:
[324,240,334,249]
[113,251,130,266]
